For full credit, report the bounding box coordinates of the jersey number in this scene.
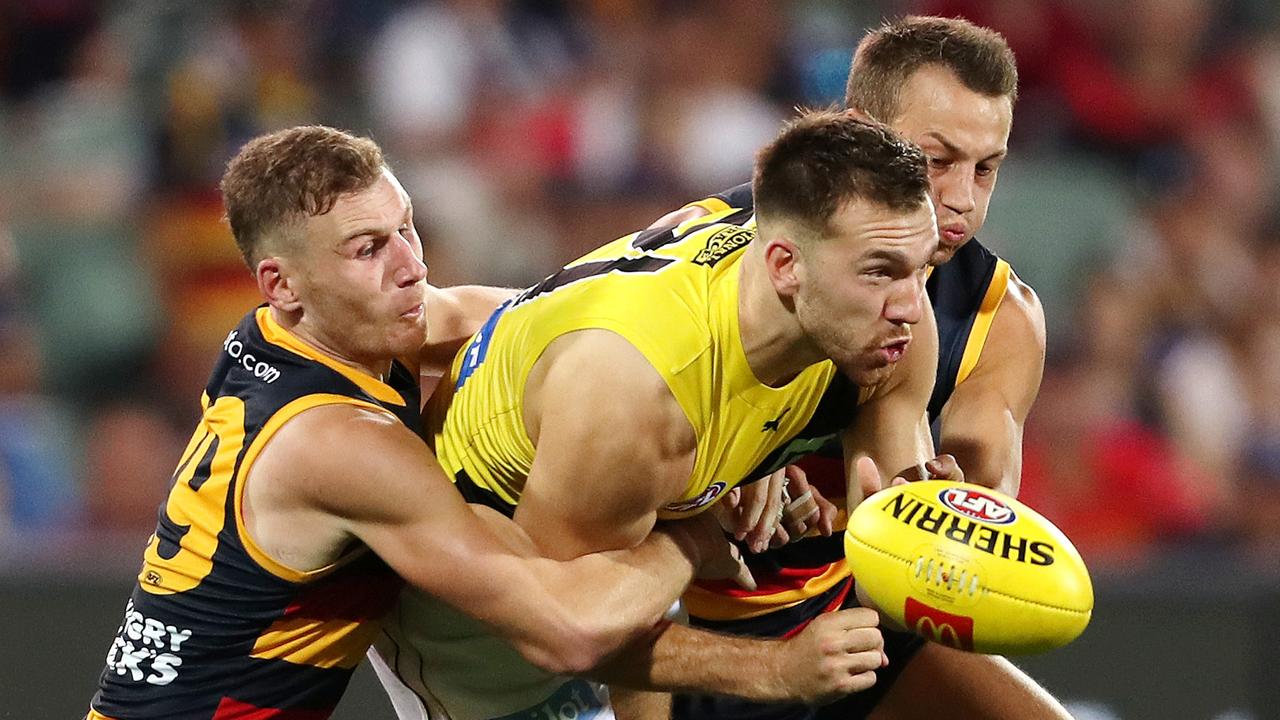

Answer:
[139,395,247,594]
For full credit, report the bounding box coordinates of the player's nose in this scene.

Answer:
[393,236,427,287]
[885,276,924,325]
[937,168,976,215]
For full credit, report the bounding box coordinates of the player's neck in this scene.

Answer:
[736,258,824,387]
[269,307,394,382]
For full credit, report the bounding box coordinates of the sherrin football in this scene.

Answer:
[844,481,1092,655]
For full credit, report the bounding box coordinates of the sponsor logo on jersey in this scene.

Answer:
[103,599,193,686]
[665,481,727,513]
[693,226,754,266]
[881,492,1055,566]
[939,487,1016,525]
[222,330,281,384]
[904,597,974,651]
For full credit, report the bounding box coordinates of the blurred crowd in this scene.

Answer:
[0,0,1278,571]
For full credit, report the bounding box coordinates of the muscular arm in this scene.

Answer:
[601,609,883,705]
[596,317,941,705]
[511,331,876,702]
[246,403,708,675]
[936,274,1044,496]
[843,298,942,502]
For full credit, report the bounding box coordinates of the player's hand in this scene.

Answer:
[778,607,887,705]
[848,455,967,515]
[890,454,965,484]
[847,456,903,515]
[714,467,790,554]
[665,514,756,591]
[773,466,838,546]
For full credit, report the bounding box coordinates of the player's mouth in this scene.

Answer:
[939,223,969,246]
[877,336,911,364]
[400,302,425,320]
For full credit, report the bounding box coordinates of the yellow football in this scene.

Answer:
[844,480,1092,655]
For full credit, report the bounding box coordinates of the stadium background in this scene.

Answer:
[1,0,1278,717]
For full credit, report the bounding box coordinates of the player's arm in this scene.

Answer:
[645,182,753,230]
[515,330,883,705]
[842,298,943,504]
[419,283,518,371]
[936,273,1045,496]
[253,405,716,675]
[601,606,885,706]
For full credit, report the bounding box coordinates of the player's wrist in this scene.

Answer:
[717,637,792,701]
[655,522,706,572]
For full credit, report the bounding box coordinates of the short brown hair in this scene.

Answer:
[845,16,1018,123]
[754,109,929,238]
[221,125,386,268]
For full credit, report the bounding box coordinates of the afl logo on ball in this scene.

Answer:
[939,487,1016,525]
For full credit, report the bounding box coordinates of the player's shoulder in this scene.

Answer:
[947,238,1044,350]
[260,403,416,484]
[1000,270,1045,346]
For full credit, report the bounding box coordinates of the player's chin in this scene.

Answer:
[929,245,959,266]
[387,321,428,356]
[841,357,894,388]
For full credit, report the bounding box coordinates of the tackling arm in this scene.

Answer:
[255,403,712,676]
[936,273,1045,496]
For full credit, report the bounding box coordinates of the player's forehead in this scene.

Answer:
[892,65,1011,157]
[324,169,412,236]
[828,196,937,262]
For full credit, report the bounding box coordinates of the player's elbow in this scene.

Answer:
[518,624,619,675]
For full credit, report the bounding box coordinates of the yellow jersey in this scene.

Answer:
[432,208,863,519]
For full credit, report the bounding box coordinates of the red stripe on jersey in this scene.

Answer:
[213,696,332,719]
[781,577,853,639]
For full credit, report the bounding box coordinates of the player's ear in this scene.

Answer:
[258,256,302,313]
[763,237,802,298]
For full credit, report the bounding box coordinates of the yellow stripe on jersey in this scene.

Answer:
[86,709,120,720]
[955,259,1011,385]
[250,615,379,670]
[234,393,400,583]
[139,395,246,595]
[257,307,408,407]
[683,561,852,621]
